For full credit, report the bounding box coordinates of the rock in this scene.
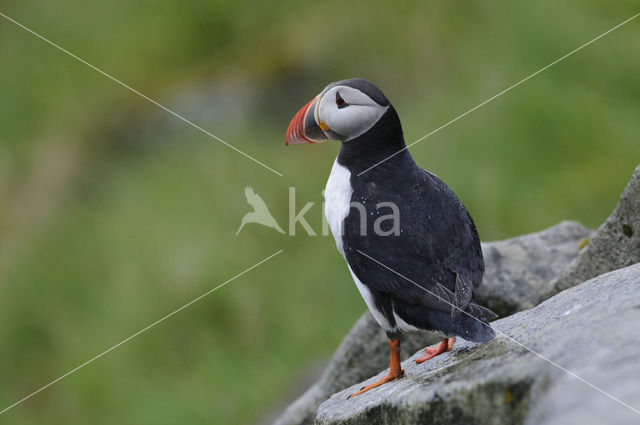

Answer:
[477,221,592,316]
[276,166,640,425]
[553,165,640,291]
[274,221,590,425]
[314,263,640,425]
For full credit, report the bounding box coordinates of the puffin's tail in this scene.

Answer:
[453,313,495,343]
[452,302,497,343]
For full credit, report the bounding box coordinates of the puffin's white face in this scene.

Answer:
[285,79,392,146]
[316,86,389,142]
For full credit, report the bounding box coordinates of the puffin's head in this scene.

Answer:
[285,78,391,145]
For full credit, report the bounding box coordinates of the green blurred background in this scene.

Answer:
[0,1,638,424]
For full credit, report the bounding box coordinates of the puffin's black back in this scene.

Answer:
[335,85,496,342]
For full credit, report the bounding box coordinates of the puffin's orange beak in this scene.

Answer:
[285,94,329,145]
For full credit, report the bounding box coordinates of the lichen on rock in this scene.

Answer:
[553,165,640,291]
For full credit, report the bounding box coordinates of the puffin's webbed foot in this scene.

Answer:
[347,368,404,399]
[415,337,455,363]
[348,337,404,399]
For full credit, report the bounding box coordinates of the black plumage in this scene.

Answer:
[337,91,496,342]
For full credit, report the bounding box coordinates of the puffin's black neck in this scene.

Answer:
[336,107,414,175]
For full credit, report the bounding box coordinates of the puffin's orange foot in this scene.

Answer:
[347,369,405,399]
[415,337,455,364]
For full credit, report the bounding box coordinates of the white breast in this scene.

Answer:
[325,160,398,333]
[347,264,393,331]
[324,160,352,255]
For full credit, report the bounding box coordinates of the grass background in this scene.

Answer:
[0,1,639,424]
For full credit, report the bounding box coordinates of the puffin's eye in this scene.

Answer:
[336,92,348,109]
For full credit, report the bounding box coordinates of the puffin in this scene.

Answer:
[285,78,497,398]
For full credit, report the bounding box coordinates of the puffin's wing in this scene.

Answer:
[343,168,488,317]
[452,273,473,317]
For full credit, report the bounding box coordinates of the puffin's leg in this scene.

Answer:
[348,336,404,399]
[415,337,455,364]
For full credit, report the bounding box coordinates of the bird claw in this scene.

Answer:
[347,386,366,399]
